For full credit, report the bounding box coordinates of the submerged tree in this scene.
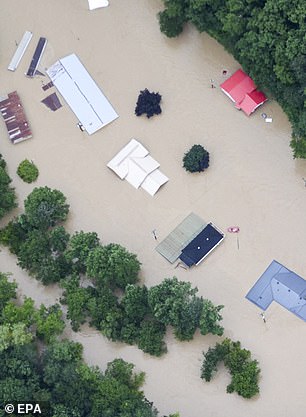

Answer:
[24,186,69,230]
[201,338,261,399]
[0,154,17,219]
[135,89,162,118]
[86,244,141,290]
[183,145,210,173]
[64,231,100,274]
[17,159,39,183]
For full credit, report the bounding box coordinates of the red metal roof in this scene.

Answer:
[237,90,268,116]
[220,69,255,103]
[0,91,32,144]
[220,69,267,115]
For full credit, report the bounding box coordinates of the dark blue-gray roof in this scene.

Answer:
[246,260,306,321]
[179,223,224,267]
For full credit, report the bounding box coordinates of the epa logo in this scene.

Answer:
[4,402,46,415]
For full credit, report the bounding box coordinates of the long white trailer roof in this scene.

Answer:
[46,53,118,135]
[8,31,33,72]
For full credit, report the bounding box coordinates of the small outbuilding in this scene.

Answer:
[220,69,267,116]
[0,91,32,144]
[246,260,306,321]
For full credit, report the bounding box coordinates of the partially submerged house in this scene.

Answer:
[107,139,168,196]
[220,69,267,116]
[46,53,118,135]
[246,260,306,321]
[156,213,224,266]
[0,91,32,144]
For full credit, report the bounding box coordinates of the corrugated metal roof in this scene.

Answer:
[155,213,207,263]
[0,91,32,144]
[46,53,118,135]
[220,69,267,116]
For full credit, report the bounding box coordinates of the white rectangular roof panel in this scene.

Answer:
[8,31,33,71]
[141,169,169,196]
[107,139,168,196]
[46,53,118,135]
[88,0,109,10]
[107,139,148,179]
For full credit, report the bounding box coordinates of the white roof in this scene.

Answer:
[46,53,118,135]
[141,169,169,196]
[8,31,33,72]
[107,139,168,196]
[88,0,109,10]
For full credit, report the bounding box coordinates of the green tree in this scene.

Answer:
[1,297,35,327]
[0,323,33,351]
[0,273,17,313]
[201,342,227,382]
[61,274,91,331]
[24,186,69,230]
[91,359,155,417]
[49,226,70,254]
[0,154,17,219]
[158,0,189,38]
[86,286,123,340]
[201,338,261,398]
[137,319,167,356]
[227,359,260,398]
[148,277,201,340]
[291,112,306,158]
[64,231,100,273]
[199,299,224,336]
[17,159,39,183]
[17,229,51,272]
[121,284,149,323]
[86,244,141,289]
[16,227,69,284]
[105,358,145,390]
[42,340,93,414]
[0,216,31,255]
[183,144,210,173]
[34,304,65,343]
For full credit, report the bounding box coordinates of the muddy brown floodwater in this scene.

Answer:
[1,1,306,416]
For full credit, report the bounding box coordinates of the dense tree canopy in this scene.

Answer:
[0,154,17,219]
[158,0,306,158]
[0,274,178,417]
[135,89,162,118]
[64,231,100,273]
[183,144,210,173]
[201,338,260,398]
[86,243,141,290]
[24,186,69,230]
[17,159,39,183]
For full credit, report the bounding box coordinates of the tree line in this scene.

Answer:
[158,0,306,158]
[0,272,178,417]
